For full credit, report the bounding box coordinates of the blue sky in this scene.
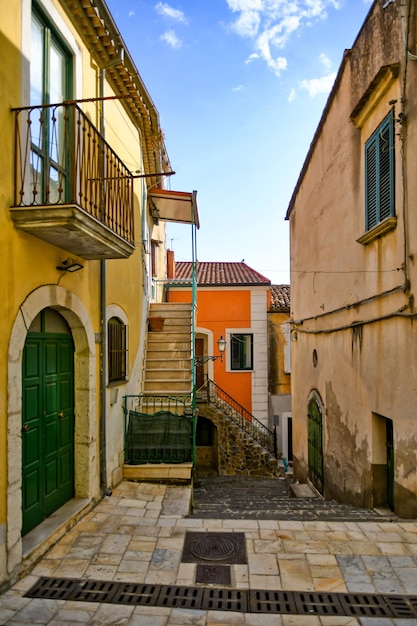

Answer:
[106,0,372,284]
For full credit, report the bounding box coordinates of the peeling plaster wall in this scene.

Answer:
[288,0,417,518]
[292,314,417,516]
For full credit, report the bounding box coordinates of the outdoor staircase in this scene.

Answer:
[197,381,283,478]
[125,303,281,482]
[123,302,194,483]
[199,403,282,477]
[144,302,193,398]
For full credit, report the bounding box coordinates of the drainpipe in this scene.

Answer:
[98,54,124,497]
[99,66,110,497]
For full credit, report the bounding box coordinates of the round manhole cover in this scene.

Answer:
[190,534,238,561]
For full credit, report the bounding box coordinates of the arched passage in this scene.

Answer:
[195,414,218,475]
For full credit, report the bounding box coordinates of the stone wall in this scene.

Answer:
[197,405,282,477]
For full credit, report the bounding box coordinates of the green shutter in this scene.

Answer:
[365,140,378,230]
[379,118,394,221]
[365,112,394,230]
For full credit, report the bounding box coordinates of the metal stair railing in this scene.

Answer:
[202,379,278,457]
[123,394,194,465]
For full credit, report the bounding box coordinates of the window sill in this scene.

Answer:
[107,379,128,388]
[357,216,397,245]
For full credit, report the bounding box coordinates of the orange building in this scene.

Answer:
[167,260,271,427]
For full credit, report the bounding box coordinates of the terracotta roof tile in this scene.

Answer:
[270,285,290,311]
[173,262,271,286]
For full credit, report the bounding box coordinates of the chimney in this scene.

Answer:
[167,249,175,279]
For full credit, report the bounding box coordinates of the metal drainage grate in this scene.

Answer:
[25,577,417,618]
[249,590,298,614]
[202,588,248,612]
[182,531,247,564]
[196,564,231,585]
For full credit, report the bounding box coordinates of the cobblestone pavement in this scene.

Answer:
[191,475,398,521]
[0,479,417,625]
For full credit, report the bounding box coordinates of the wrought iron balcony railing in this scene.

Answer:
[12,102,134,253]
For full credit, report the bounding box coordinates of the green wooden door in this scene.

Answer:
[22,333,74,535]
[308,397,324,494]
[386,419,394,511]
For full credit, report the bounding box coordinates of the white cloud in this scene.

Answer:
[227,0,264,12]
[232,10,261,37]
[300,71,336,96]
[155,2,188,24]
[128,10,135,17]
[319,52,331,69]
[233,84,245,91]
[160,30,183,48]
[245,52,260,64]
[226,0,342,77]
[288,87,297,102]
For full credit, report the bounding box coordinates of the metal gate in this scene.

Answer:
[308,396,323,494]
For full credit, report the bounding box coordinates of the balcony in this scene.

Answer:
[11,103,135,259]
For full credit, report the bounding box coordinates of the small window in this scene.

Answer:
[230,334,253,370]
[151,240,158,277]
[365,111,395,231]
[108,317,127,383]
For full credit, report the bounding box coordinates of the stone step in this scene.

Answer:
[148,315,191,325]
[143,380,193,393]
[145,353,191,363]
[150,303,192,313]
[190,476,399,521]
[148,326,191,338]
[145,368,192,381]
[147,338,192,348]
[148,313,191,322]
[145,358,192,369]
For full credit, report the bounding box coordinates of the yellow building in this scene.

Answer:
[286,0,417,517]
[0,0,196,589]
[268,285,291,464]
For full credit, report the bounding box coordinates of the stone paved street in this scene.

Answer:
[0,479,416,625]
[191,475,399,521]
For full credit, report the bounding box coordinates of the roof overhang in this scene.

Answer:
[148,189,199,228]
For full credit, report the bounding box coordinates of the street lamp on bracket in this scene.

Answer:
[194,336,227,366]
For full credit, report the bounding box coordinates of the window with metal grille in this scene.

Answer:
[108,317,127,383]
[230,334,253,370]
[365,111,395,231]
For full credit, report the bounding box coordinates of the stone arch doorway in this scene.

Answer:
[195,414,218,475]
[7,285,97,579]
[307,392,324,494]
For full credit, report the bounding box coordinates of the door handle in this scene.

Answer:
[58,412,65,419]
[22,424,30,432]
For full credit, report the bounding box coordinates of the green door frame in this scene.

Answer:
[308,396,324,494]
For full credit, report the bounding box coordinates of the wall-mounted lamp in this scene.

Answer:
[57,258,84,273]
[195,336,227,366]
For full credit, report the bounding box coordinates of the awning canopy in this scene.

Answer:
[148,188,199,228]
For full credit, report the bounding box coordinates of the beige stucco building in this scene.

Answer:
[286,0,417,517]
